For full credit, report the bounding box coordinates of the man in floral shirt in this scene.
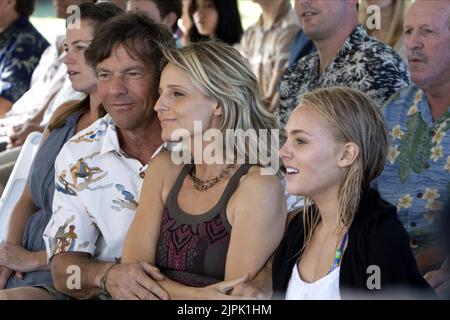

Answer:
[0,0,49,115]
[277,0,409,130]
[376,0,450,298]
[279,0,409,213]
[0,14,174,301]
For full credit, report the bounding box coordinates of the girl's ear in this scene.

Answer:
[337,142,360,168]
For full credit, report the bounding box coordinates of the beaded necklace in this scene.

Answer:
[189,164,236,191]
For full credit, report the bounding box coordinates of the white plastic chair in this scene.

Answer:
[0,131,42,242]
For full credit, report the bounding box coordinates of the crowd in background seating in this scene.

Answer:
[0,0,449,300]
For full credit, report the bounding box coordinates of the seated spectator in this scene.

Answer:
[240,0,300,112]
[126,0,182,36]
[0,13,176,300]
[178,0,192,47]
[359,0,410,60]
[0,1,123,292]
[0,0,49,116]
[425,199,450,299]
[2,0,94,133]
[273,86,435,299]
[277,0,409,130]
[0,0,94,191]
[188,0,243,46]
[375,0,450,289]
[121,40,285,299]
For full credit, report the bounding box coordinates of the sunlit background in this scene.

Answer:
[30,0,274,44]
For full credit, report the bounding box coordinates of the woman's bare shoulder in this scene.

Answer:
[149,150,182,169]
[148,150,185,181]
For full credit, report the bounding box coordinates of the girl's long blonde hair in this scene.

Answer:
[296,87,388,253]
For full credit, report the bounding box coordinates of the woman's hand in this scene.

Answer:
[197,274,256,300]
[0,266,14,289]
[0,243,42,273]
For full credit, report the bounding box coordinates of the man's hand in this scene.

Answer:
[8,122,43,148]
[106,262,169,300]
[0,242,40,273]
[435,278,450,299]
[425,267,450,289]
[424,260,450,299]
[415,247,443,274]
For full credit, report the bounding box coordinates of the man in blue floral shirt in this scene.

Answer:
[0,0,49,115]
[376,0,450,298]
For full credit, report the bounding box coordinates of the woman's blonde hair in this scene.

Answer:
[359,0,410,48]
[297,87,388,252]
[161,40,278,167]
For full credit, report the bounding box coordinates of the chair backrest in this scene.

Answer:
[0,131,42,242]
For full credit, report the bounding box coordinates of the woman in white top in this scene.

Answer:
[273,87,434,300]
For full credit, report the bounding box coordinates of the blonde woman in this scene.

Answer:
[273,87,434,299]
[119,41,285,299]
[359,0,410,59]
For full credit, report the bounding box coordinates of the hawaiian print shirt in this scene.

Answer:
[277,24,409,129]
[0,17,49,103]
[376,85,450,254]
[43,115,163,262]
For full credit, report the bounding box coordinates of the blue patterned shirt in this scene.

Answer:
[0,17,49,103]
[376,85,450,254]
[278,24,409,129]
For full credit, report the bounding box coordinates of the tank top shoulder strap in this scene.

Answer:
[165,164,194,206]
[215,164,252,210]
[165,164,252,224]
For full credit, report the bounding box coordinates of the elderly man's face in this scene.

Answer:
[404,0,450,90]
[96,44,159,132]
